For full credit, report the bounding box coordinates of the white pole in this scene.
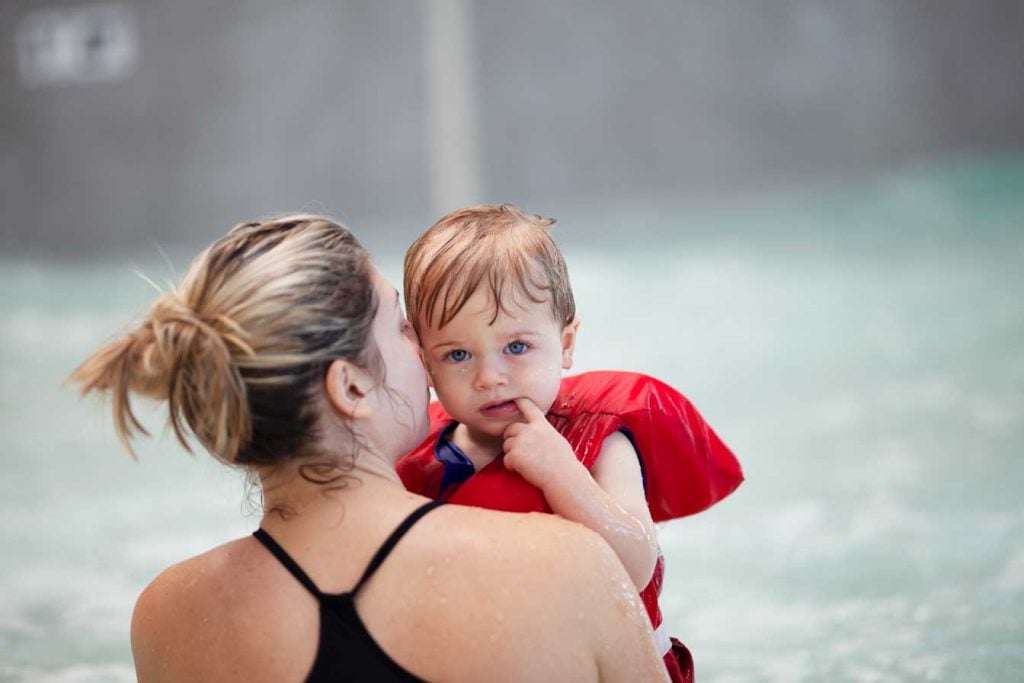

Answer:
[425,0,482,215]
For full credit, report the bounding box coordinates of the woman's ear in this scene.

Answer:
[561,317,581,370]
[419,350,435,389]
[324,360,373,420]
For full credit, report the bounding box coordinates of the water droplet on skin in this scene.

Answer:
[426,565,435,577]
[496,611,505,622]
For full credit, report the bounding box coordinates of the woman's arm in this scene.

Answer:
[503,399,659,590]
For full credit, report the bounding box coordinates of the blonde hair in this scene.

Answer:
[404,204,575,332]
[70,215,378,466]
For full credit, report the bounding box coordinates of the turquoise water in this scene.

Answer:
[2,157,1022,681]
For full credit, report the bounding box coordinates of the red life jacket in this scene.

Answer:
[396,370,742,683]
[398,370,743,520]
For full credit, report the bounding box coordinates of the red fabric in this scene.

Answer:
[667,638,695,683]
[396,371,741,683]
[397,370,744,521]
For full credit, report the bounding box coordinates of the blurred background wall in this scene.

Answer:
[3,3,1024,681]
[1,0,1022,257]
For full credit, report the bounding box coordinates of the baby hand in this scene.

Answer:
[502,397,582,491]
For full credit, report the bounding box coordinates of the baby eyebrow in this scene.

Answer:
[498,330,545,341]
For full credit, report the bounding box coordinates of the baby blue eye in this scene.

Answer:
[447,349,469,362]
[507,341,528,355]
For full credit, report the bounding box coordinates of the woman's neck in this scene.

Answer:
[257,451,406,523]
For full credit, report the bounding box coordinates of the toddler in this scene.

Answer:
[398,205,743,682]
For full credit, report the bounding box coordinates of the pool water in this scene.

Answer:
[2,157,1022,682]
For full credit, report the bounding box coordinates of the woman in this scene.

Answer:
[72,215,667,682]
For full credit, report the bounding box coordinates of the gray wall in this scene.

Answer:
[1,1,431,255]
[2,0,1023,256]
[476,1,1024,201]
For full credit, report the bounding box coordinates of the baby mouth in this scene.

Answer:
[480,399,518,416]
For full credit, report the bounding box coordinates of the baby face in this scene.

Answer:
[418,287,578,447]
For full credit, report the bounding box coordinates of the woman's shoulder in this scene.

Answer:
[379,505,650,681]
[429,504,612,565]
[134,536,261,616]
[406,505,628,616]
[131,536,314,681]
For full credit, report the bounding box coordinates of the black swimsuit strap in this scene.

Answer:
[253,500,446,600]
[253,527,322,598]
[352,500,446,595]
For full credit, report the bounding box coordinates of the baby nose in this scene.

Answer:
[474,359,508,390]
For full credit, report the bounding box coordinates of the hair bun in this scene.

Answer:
[150,292,205,328]
[141,293,221,394]
[142,293,250,461]
[71,214,374,469]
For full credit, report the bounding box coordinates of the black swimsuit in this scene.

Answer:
[253,500,445,682]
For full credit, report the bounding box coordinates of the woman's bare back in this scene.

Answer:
[132,500,667,682]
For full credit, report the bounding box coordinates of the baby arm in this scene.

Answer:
[503,398,659,591]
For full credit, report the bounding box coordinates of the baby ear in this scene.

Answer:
[560,317,581,370]
[324,359,374,420]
